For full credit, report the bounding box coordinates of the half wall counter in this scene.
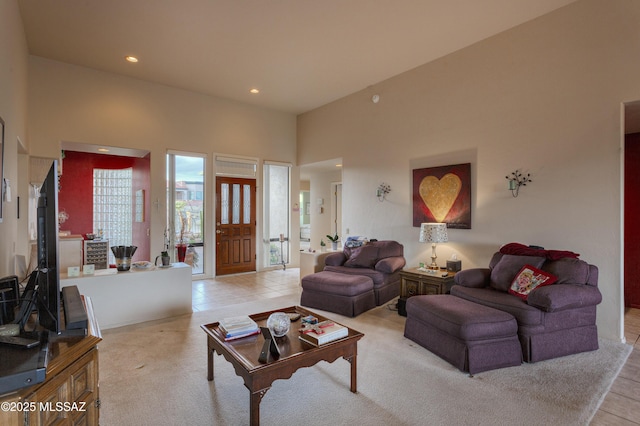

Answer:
[60,263,192,330]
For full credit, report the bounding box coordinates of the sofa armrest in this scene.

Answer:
[375,256,406,274]
[324,252,347,267]
[453,268,490,288]
[526,284,602,312]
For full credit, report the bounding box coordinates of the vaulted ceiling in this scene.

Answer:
[18,0,577,115]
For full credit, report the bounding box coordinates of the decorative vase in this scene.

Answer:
[176,244,187,262]
[332,242,338,251]
[155,254,170,266]
[266,312,291,337]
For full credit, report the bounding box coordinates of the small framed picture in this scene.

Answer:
[83,264,95,275]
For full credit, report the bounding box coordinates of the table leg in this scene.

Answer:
[250,388,269,426]
[345,354,357,393]
[207,342,214,381]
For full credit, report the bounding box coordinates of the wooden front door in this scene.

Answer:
[215,177,256,275]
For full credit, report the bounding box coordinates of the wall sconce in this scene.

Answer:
[377,183,391,202]
[505,170,532,197]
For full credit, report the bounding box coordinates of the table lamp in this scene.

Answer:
[419,223,448,270]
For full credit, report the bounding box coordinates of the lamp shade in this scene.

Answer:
[419,223,448,243]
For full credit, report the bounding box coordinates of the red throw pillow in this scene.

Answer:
[508,264,558,301]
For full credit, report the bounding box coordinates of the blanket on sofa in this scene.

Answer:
[500,242,580,260]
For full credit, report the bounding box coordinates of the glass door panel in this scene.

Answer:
[167,153,205,275]
[264,163,290,268]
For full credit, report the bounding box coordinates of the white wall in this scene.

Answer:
[298,0,640,341]
[27,57,298,275]
[0,0,29,277]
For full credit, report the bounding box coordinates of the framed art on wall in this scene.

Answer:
[412,163,471,229]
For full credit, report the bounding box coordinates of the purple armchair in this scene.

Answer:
[451,251,602,362]
[323,240,406,305]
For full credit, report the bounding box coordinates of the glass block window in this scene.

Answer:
[93,168,133,263]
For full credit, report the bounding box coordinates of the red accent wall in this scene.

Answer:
[625,133,640,309]
[58,151,151,262]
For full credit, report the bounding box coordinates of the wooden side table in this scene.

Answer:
[398,268,456,316]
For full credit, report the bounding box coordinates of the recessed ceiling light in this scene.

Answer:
[250,88,260,94]
[125,55,139,63]
[336,164,342,168]
[98,148,110,153]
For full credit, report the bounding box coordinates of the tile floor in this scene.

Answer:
[192,267,302,312]
[592,307,640,425]
[191,269,640,425]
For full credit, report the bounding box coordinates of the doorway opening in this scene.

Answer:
[299,158,342,251]
[51,143,151,265]
[300,188,311,251]
[331,182,342,242]
[213,155,257,276]
[622,101,640,340]
[215,176,256,275]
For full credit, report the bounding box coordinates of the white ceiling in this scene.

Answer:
[18,0,577,115]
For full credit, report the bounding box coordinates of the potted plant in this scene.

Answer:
[156,250,170,267]
[320,239,326,252]
[326,233,340,251]
[176,213,188,262]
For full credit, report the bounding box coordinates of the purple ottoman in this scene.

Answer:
[301,271,376,317]
[404,295,522,374]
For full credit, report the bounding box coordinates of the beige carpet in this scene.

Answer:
[98,295,632,425]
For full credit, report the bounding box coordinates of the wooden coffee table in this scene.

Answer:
[201,306,364,426]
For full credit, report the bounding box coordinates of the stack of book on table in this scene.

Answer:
[298,321,348,346]
[219,316,260,341]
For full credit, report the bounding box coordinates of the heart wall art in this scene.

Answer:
[412,163,471,229]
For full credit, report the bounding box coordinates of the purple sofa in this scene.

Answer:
[322,240,406,306]
[451,251,602,362]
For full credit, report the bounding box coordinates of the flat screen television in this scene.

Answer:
[35,160,61,333]
[11,160,87,335]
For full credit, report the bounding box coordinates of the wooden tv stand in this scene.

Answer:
[0,297,102,426]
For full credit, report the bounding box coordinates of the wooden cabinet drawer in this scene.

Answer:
[26,349,99,426]
[419,281,444,295]
[400,276,421,298]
